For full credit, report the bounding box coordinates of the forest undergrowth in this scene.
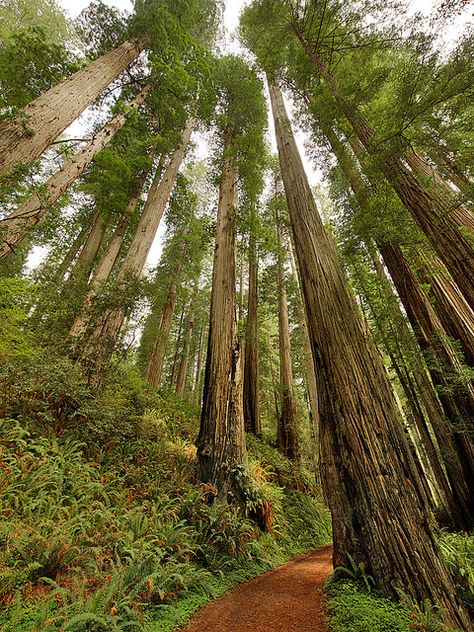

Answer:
[0,282,332,631]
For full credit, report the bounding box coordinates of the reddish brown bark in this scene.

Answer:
[196,132,246,499]
[74,122,193,368]
[243,223,261,437]
[276,206,299,461]
[176,307,195,398]
[321,119,474,530]
[269,78,471,631]
[146,268,183,389]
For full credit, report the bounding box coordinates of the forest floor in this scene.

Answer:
[181,544,333,632]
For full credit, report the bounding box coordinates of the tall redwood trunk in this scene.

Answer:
[196,132,246,500]
[268,78,471,631]
[276,205,299,461]
[417,254,474,367]
[243,219,261,436]
[0,38,148,176]
[286,233,319,434]
[380,243,474,525]
[0,85,151,259]
[176,306,195,398]
[347,134,474,368]
[49,223,91,284]
[74,121,193,368]
[168,307,186,388]
[320,119,474,529]
[429,146,473,198]
[296,31,474,310]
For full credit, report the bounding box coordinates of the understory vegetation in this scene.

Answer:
[0,315,331,631]
[327,532,474,632]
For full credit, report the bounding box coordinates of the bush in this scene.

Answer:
[0,368,332,631]
[326,579,411,632]
[437,530,474,610]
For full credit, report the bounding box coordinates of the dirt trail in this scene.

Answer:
[182,545,333,632]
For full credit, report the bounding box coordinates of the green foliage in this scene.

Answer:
[437,531,474,610]
[0,277,38,359]
[0,340,331,631]
[333,553,376,593]
[0,27,78,111]
[327,579,411,632]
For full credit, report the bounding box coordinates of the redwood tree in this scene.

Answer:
[266,77,471,630]
[196,56,267,500]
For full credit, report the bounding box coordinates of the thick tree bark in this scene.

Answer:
[417,254,474,367]
[0,85,151,259]
[347,133,474,368]
[0,38,148,177]
[196,132,246,500]
[380,243,474,527]
[355,255,450,516]
[405,150,474,231]
[243,222,261,436]
[276,207,299,461]
[74,122,193,367]
[297,31,474,310]
[321,119,474,529]
[286,234,319,430]
[176,306,195,398]
[268,78,471,631]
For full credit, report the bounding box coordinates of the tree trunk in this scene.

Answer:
[380,244,474,520]
[243,221,261,437]
[169,306,186,388]
[286,233,319,432]
[49,222,91,284]
[320,118,474,530]
[276,206,299,461]
[416,252,474,367]
[117,118,194,278]
[176,306,195,398]
[146,272,183,389]
[193,325,205,405]
[0,38,148,177]
[347,132,474,368]
[74,122,193,368]
[268,78,471,631]
[0,85,151,259]
[71,211,105,280]
[268,329,281,425]
[429,146,473,198]
[196,131,246,500]
[297,30,474,310]
[69,157,157,339]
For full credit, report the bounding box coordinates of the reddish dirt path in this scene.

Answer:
[182,545,334,632]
